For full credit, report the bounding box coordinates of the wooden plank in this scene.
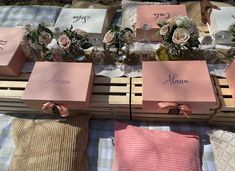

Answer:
[132,117,207,122]
[218,96,235,111]
[0,90,24,98]
[210,117,235,122]
[215,112,235,117]
[132,113,209,119]
[213,77,228,86]
[93,86,129,93]
[0,73,30,80]
[217,87,232,96]
[132,78,142,84]
[208,122,235,127]
[94,77,130,84]
[0,81,27,88]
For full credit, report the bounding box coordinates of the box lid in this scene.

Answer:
[142,61,216,103]
[22,62,93,103]
[136,5,187,29]
[54,8,107,34]
[210,7,235,33]
[0,28,23,66]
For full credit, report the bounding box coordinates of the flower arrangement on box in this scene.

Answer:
[225,22,235,61]
[102,25,135,63]
[156,16,200,60]
[24,24,93,62]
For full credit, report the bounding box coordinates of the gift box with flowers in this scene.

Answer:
[156,16,200,61]
[24,24,93,62]
[98,25,136,65]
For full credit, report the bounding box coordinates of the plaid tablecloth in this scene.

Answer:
[0,6,61,27]
[1,114,230,171]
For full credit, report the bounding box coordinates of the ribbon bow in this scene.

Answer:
[157,102,192,119]
[42,102,69,117]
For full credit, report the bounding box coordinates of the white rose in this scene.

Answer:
[175,16,192,27]
[38,31,52,46]
[58,35,71,50]
[47,38,64,54]
[103,30,116,45]
[160,25,169,36]
[172,28,190,45]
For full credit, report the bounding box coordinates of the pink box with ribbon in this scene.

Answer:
[142,61,217,115]
[0,28,26,76]
[22,62,94,112]
[225,60,235,102]
[136,5,187,42]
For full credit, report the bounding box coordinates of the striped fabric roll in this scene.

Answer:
[9,114,90,171]
[113,121,201,171]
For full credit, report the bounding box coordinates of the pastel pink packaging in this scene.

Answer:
[0,28,26,76]
[136,5,187,42]
[22,62,94,110]
[142,61,217,114]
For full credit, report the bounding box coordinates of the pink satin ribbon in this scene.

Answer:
[42,102,69,117]
[157,102,192,119]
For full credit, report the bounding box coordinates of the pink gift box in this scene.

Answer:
[0,28,26,76]
[225,60,235,102]
[136,5,187,42]
[22,62,94,110]
[142,61,217,114]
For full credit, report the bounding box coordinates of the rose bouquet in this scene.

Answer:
[102,25,135,63]
[24,24,93,62]
[156,16,200,60]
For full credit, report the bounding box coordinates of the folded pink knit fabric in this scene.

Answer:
[113,122,201,171]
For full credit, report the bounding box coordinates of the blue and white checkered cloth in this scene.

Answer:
[0,6,61,27]
[1,113,230,171]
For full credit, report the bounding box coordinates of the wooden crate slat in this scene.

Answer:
[91,95,129,105]
[132,78,142,84]
[132,113,209,119]
[217,87,232,96]
[0,73,30,81]
[131,108,213,115]
[0,90,24,98]
[214,77,228,86]
[210,117,235,122]
[208,122,235,126]
[132,117,207,122]
[0,102,28,107]
[93,86,129,93]
[94,77,130,84]
[132,86,142,93]
[215,112,235,117]
[0,81,27,88]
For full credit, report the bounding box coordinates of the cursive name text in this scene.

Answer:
[73,15,91,23]
[0,40,7,51]
[46,74,70,85]
[153,12,170,20]
[163,74,189,86]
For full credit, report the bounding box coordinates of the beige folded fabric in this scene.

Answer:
[9,114,90,171]
[209,130,235,171]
